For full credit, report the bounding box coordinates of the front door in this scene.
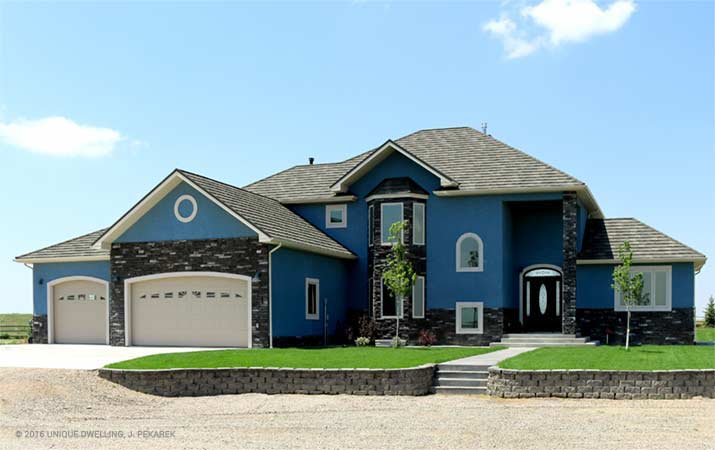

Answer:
[522,269,562,332]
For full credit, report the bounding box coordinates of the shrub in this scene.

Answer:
[355,336,370,347]
[418,329,436,347]
[705,296,715,328]
[390,336,403,348]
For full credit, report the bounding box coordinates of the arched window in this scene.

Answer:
[456,233,484,272]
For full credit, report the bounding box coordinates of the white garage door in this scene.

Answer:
[53,279,107,344]
[130,274,250,347]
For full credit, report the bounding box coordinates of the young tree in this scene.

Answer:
[704,296,715,328]
[382,220,416,347]
[612,241,646,350]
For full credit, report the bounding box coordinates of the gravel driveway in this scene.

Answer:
[0,368,713,450]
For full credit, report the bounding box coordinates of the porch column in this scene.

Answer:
[562,192,578,334]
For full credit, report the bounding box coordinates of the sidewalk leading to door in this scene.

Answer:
[441,347,535,367]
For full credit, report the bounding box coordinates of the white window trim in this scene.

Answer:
[305,278,320,320]
[325,204,347,229]
[412,276,425,319]
[456,232,484,272]
[413,203,425,246]
[380,202,404,246]
[380,277,403,319]
[368,205,374,246]
[174,194,198,223]
[613,265,672,312]
[456,302,484,334]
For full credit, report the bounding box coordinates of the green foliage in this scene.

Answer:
[611,241,646,308]
[354,337,370,347]
[390,336,404,348]
[382,221,416,301]
[704,296,715,328]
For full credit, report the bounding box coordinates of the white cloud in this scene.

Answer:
[0,116,121,157]
[484,0,637,59]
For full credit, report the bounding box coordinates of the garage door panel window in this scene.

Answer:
[306,278,319,320]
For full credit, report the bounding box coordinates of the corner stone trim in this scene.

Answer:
[99,365,436,397]
[487,367,715,399]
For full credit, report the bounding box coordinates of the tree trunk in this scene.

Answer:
[625,308,631,350]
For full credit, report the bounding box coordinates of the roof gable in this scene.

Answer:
[330,140,458,193]
[93,170,354,260]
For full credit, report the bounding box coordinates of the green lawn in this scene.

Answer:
[0,313,32,327]
[106,346,502,370]
[499,345,715,371]
[696,327,715,342]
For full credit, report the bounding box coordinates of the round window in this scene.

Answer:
[174,194,198,223]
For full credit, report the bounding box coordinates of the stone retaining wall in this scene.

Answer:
[488,367,715,399]
[99,365,435,397]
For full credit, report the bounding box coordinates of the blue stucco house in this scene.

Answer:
[15,127,706,347]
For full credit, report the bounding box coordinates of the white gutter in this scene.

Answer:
[14,255,110,264]
[268,243,283,349]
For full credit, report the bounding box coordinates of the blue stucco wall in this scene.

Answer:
[116,181,256,243]
[32,261,111,315]
[576,263,694,309]
[271,247,349,339]
[577,199,587,252]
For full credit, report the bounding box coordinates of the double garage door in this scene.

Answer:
[51,274,250,347]
[129,274,250,347]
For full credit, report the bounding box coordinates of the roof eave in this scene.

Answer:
[265,238,356,260]
[14,255,110,264]
[432,184,605,219]
[280,195,358,205]
[329,140,458,194]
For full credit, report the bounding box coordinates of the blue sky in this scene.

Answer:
[0,1,712,314]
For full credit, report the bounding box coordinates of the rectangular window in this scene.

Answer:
[368,205,374,245]
[381,278,403,319]
[381,203,403,245]
[368,278,373,318]
[325,204,347,229]
[413,203,425,246]
[456,302,483,334]
[614,266,672,311]
[306,278,319,320]
[412,276,425,318]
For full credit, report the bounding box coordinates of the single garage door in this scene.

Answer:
[53,279,107,344]
[130,274,250,347]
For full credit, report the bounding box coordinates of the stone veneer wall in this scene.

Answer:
[109,237,270,347]
[488,367,715,399]
[31,314,48,344]
[577,308,695,345]
[561,192,578,334]
[99,365,435,396]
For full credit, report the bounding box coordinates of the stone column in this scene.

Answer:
[562,192,578,334]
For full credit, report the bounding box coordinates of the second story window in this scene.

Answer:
[381,203,403,245]
[456,232,484,272]
[325,204,347,229]
[413,203,425,245]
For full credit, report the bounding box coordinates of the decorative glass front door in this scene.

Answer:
[523,268,562,332]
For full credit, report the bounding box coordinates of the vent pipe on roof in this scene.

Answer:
[309,157,314,165]
[481,122,488,134]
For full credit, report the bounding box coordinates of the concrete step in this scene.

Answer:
[435,378,487,388]
[490,341,598,347]
[374,339,406,348]
[499,337,590,344]
[502,333,579,339]
[433,386,487,395]
[436,364,490,372]
[435,370,488,380]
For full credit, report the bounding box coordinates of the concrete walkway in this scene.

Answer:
[0,344,227,370]
[441,347,534,367]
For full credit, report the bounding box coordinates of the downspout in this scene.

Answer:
[268,243,282,349]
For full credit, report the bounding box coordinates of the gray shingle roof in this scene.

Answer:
[579,218,706,267]
[15,229,110,262]
[245,127,586,201]
[178,170,354,258]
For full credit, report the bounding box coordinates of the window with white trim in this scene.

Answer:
[381,203,404,245]
[456,302,483,334]
[614,266,672,311]
[456,233,484,272]
[306,278,320,320]
[413,203,425,246]
[412,276,425,318]
[381,278,403,319]
[325,204,347,228]
[368,205,374,245]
